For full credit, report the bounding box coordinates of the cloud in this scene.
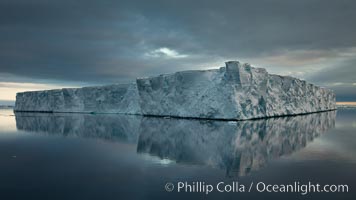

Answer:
[306,56,356,85]
[0,0,356,100]
[303,55,356,101]
[146,47,188,59]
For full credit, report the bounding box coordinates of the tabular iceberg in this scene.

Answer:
[15,61,336,120]
[136,61,336,120]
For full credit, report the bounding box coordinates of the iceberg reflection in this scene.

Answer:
[15,113,142,143]
[15,111,336,176]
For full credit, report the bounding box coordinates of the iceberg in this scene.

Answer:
[137,61,336,120]
[15,61,336,120]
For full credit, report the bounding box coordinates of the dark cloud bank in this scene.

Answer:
[0,0,355,100]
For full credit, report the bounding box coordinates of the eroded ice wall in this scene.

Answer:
[15,83,141,114]
[15,61,335,119]
[136,61,336,120]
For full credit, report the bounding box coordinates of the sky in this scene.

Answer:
[1,0,356,105]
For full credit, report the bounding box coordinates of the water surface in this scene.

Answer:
[0,108,355,200]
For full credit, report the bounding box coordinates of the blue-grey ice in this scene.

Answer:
[15,61,336,120]
[136,61,336,119]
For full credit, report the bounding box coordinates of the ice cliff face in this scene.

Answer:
[15,83,141,114]
[15,61,336,119]
[136,61,336,120]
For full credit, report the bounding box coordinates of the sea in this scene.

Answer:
[0,106,355,200]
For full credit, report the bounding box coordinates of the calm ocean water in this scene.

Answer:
[0,108,355,200]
